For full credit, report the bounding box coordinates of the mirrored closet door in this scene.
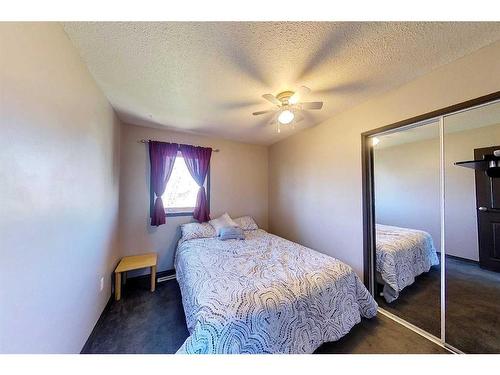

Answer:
[372,120,441,339]
[363,93,500,353]
[444,100,500,353]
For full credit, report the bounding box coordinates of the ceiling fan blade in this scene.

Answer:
[252,110,276,116]
[289,86,311,104]
[262,94,282,106]
[300,101,323,110]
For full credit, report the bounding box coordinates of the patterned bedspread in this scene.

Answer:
[174,229,377,354]
[376,224,439,303]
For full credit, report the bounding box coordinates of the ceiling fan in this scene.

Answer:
[252,86,323,133]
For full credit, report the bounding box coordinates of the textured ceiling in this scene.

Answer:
[62,22,500,145]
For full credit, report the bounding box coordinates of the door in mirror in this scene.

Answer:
[444,100,500,353]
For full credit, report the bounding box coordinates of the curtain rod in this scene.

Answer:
[137,139,220,152]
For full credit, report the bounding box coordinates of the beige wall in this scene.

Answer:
[0,23,121,353]
[119,124,268,272]
[269,41,500,278]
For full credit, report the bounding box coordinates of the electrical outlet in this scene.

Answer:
[100,277,104,292]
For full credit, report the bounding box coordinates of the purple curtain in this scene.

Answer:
[149,141,179,226]
[180,145,212,222]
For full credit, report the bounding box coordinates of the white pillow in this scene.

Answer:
[180,222,216,241]
[209,213,238,236]
[233,216,259,231]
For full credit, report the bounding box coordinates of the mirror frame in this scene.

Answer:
[360,90,500,351]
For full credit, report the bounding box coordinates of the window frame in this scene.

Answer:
[150,151,210,218]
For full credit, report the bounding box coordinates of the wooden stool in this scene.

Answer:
[114,252,158,301]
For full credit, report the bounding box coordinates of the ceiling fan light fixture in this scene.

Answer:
[278,110,294,124]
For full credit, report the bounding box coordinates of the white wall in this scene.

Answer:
[119,123,269,273]
[269,41,500,278]
[0,23,121,353]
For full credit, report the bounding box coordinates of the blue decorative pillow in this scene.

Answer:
[219,226,245,241]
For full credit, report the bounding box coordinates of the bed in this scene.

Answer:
[376,224,439,303]
[174,228,377,354]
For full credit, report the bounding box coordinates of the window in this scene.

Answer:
[162,154,208,216]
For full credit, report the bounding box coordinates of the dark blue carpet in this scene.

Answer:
[82,278,447,354]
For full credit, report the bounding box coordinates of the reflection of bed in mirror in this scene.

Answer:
[376,224,439,303]
[364,94,500,353]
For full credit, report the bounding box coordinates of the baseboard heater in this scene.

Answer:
[157,273,176,283]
